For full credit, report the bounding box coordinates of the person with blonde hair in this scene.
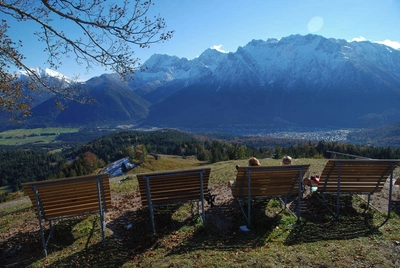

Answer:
[229,157,261,189]
[281,155,292,166]
[282,155,315,193]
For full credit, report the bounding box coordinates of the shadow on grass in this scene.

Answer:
[0,194,390,267]
[285,213,382,246]
[164,198,285,256]
[284,194,383,245]
[46,204,203,267]
[391,200,400,217]
[50,198,284,266]
[0,230,43,267]
[0,218,84,267]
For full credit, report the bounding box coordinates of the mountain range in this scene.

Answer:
[7,34,400,131]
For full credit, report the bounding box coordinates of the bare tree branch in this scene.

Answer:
[0,0,173,118]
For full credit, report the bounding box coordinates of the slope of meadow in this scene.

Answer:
[1,156,400,267]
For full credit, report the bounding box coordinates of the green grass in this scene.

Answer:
[0,127,79,145]
[1,156,400,267]
[0,188,26,203]
[0,201,31,218]
[110,176,139,194]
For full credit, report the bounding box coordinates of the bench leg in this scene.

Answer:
[319,193,337,217]
[236,197,250,227]
[196,201,204,224]
[39,220,47,257]
[144,177,157,234]
[100,211,106,244]
[366,194,371,211]
[199,174,206,226]
[149,206,156,234]
[385,166,395,224]
[33,186,49,257]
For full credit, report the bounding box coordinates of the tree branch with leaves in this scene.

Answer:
[0,0,173,118]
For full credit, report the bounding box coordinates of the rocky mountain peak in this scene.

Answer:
[13,34,400,130]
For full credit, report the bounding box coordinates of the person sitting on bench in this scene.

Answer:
[228,157,261,189]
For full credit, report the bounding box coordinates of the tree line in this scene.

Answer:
[1,129,400,202]
[0,150,65,201]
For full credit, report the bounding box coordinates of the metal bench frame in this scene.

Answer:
[317,159,399,222]
[22,174,110,257]
[137,168,211,234]
[233,165,310,227]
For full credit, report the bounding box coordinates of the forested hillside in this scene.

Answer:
[1,129,400,203]
[347,120,400,148]
[0,150,64,191]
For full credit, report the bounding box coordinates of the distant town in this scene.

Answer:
[117,125,354,143]
[265,129,351,142]
[175,125,353,143]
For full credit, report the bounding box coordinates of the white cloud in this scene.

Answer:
[211,45,228,53]
[350,36,400,50]
[350,36,367,42]
[376,39,400,50]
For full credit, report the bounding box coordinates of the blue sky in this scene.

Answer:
[4,0,400,80]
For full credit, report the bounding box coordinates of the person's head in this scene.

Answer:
[248,157,261,166]
[281,155,292,166]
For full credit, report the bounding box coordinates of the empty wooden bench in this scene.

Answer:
[137,167,211,234]
[22,173,111,257]
[316,159,400,220]
[233,164,310,226]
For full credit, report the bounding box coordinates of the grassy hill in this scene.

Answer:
[1,156,400,267]
[0,127,79,146]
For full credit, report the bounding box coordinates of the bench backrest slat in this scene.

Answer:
[137,168,211,206]
[232,165,310,198]
[317,159,400,194]
[22,173,111,221]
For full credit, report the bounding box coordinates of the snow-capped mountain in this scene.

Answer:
[15,67,71,82]
[132,34,400,92]
[126,34,400,128]
[11,67,76,108]
[23,34,400,129]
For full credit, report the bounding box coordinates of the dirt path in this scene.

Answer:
[0,196,29,211]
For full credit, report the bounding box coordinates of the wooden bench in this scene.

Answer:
[137,167,211,234]
[233,164,310,226]
[316,159,400,219]
[22,173,111,257]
